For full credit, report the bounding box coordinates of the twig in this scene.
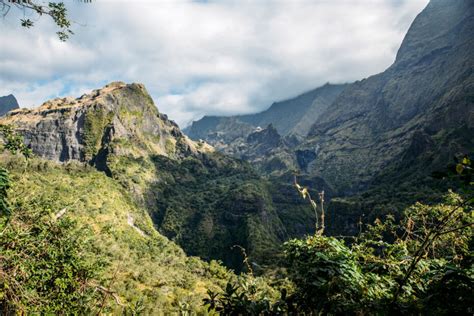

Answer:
[231,245,253,276]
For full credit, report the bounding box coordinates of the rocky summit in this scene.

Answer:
[303,0,474,194]
[182,0,474,235]
[1,0,473,314]
[1,82,211,172]
[186,0,474,197]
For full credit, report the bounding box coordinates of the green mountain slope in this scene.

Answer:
[304,0,474,194]
[1,155,234,314]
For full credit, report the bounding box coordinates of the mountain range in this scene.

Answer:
[0,0,472,292]
[186,0,474,233]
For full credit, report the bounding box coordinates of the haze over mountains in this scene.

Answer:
[1,0,473,313]
[187,0,473,194]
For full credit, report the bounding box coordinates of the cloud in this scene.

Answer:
[0,0,429,127]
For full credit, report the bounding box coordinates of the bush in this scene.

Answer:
[0,194,104,314]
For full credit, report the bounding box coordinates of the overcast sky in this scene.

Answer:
[0,0,429,127]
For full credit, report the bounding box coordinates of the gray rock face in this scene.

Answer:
[303,0,474,193]
[0,95,19,116]
[0,82,209,166]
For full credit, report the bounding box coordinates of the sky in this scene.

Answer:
[0,0,429,127]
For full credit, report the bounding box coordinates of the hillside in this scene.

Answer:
[0,82,317,272]
[303,0,473,193]
[186,83,348,140]
[1,0,472,313]
[184,84,348,173]
[183,0,474,235]
[0,154,236,313]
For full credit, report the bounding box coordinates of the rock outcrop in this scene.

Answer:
[185,84,348,174]
[0,82,316,271]
[0,82,212,168]
[186,83,348,140]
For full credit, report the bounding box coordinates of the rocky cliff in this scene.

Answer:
[0,82,316,271]
[0,95,19,117]
[303,0,473,194]
[186,0,473,236]
[1,82,211,171]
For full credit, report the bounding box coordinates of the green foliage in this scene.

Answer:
[165,139,175,155]
[0,124,32,158]
[149,154,291,271]
[0,192,103,314]
[1,1,91,41]
[285,235,366,313]
[206,192,473,314]
[0,168,10,217]
[0,124,32,217]
[47,2,73,41]
[204,276,283,315]
[0,156,234,314]
[83,107,113,161]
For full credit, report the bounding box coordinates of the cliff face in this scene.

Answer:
[0,95,19,117]
[303,0,474,194]
[1,82,210,168]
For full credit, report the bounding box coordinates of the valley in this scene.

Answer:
[0,0,472,314]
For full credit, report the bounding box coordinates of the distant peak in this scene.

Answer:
[0,94,20,116]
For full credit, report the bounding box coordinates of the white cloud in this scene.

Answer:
[0,0,429,127]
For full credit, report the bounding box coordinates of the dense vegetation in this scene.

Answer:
[1,124,472,314]
[205,169,473,314]
[0,127,237,314]
[106,137,317,272]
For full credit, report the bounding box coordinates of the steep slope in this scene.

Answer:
[303,0,473,194]
[239,83,349,136]
[296,0,474,235]
[0,83,316,271]
[1,154,234,314]
[0,95,19,116]
[2,82,209,164]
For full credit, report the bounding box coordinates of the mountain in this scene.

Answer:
[186,0,473,234]
[0,94,19,116]
[0,156,234,313]
[186,83,348,139]
[1,0,471,279]
[185,83,348,174]
[297,0,474,234]
[303,0,473,194]
[0,82,317,271]
[1,82,209,167]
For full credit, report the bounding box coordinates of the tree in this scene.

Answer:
[0,0,91,41]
